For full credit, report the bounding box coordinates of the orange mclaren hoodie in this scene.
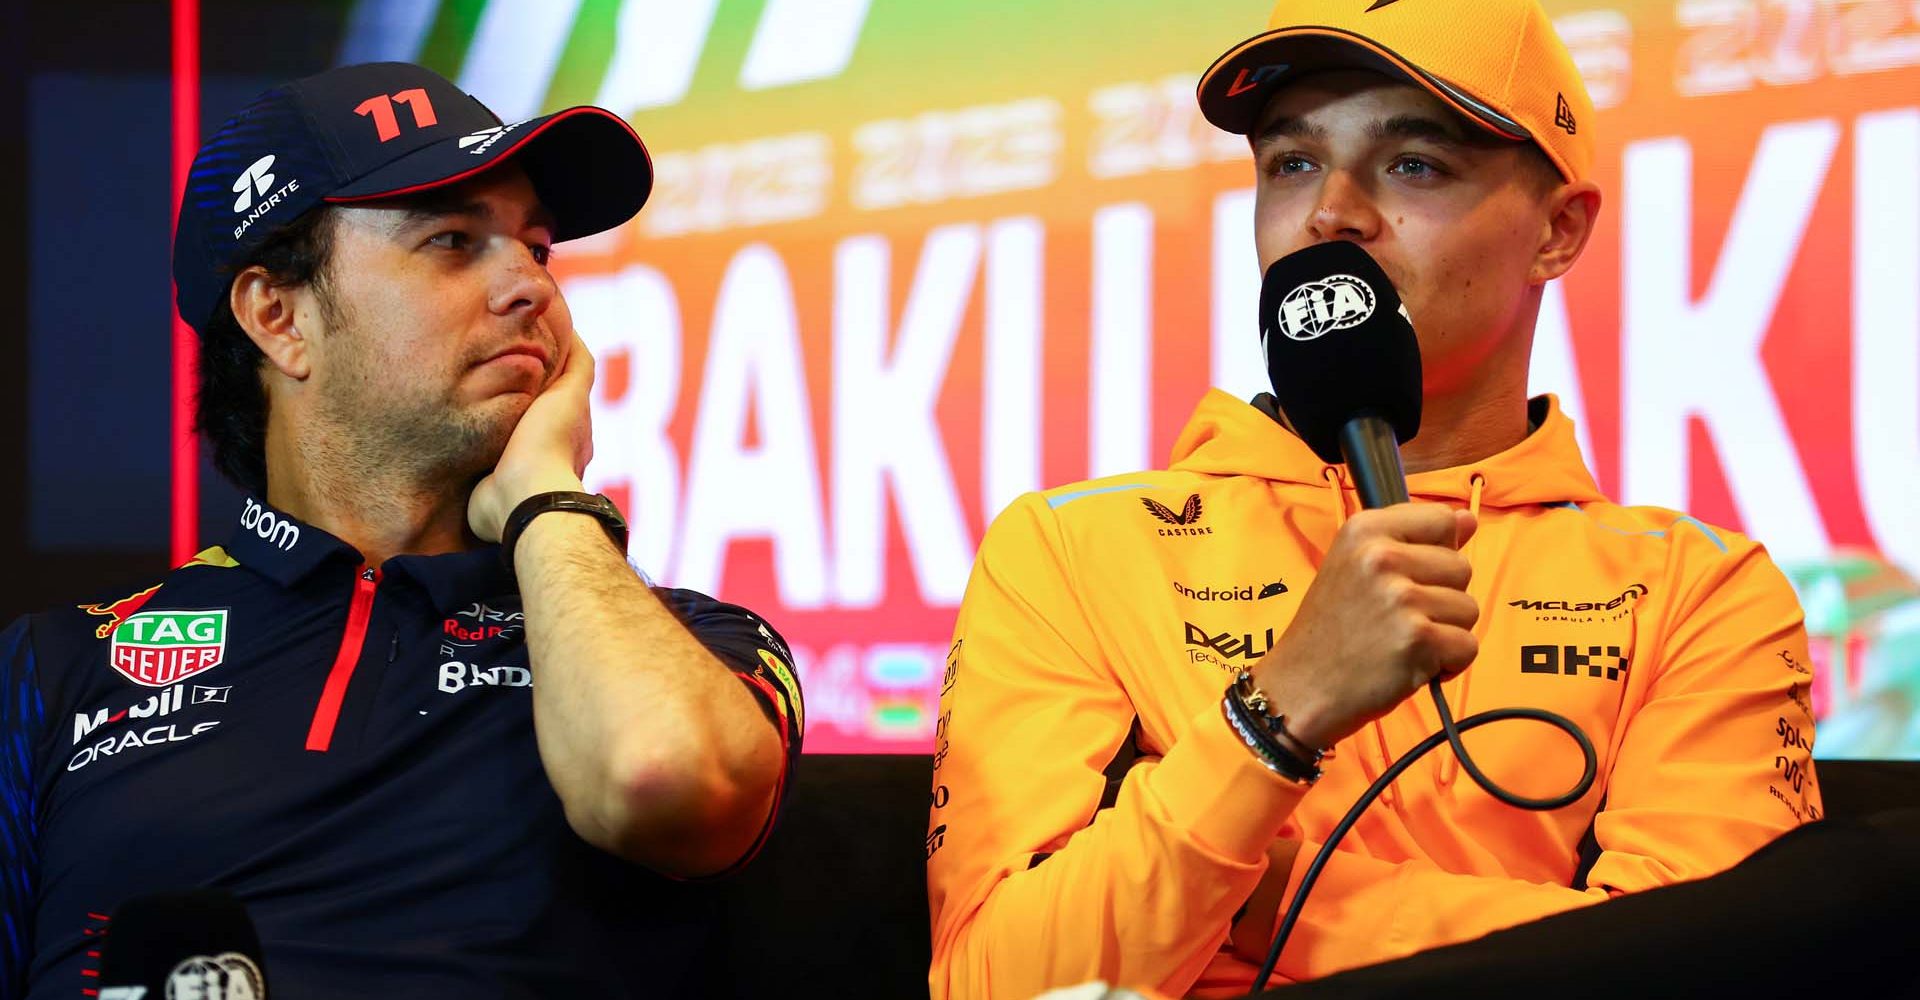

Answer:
[927,391,1822,998]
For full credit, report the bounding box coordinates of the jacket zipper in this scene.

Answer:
[305,564,380,752]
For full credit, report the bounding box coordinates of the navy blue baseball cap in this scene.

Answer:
[173,61,653,334]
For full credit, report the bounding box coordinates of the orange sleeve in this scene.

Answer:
[928,494,1308,999]
[1263,534,1823,980]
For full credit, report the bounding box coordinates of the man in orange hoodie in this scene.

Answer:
[926,1,1823,996]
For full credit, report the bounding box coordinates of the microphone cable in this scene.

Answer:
[1249,678,1598,990]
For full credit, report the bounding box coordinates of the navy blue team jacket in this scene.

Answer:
[1,499,804,999]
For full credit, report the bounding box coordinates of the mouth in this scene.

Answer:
[478,342,553,374]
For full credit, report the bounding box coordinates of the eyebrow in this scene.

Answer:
[1253,112,1479,151]
[394,194,558,237]
[1367,113,1476,148]
[1253,116,1328,147]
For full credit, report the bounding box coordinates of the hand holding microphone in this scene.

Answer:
[1246,241,1480,752]
[1257,503,1480,751]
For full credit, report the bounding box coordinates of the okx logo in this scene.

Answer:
[1521,643,1629,681]
[231,154,277,212]
[110,610,230,687]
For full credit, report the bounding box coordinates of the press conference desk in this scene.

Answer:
[709,757,1920,998]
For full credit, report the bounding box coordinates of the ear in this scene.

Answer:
[1530,179,1602,285]
[230,267,312,380]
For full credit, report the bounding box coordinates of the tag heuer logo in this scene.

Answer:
[109,610,229,687]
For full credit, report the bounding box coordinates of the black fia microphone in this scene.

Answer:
[97,889,269,1000]
[1260,241,1422,509]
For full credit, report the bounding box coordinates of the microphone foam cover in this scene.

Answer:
[99,889,268,998]
[1260,241,1422,463]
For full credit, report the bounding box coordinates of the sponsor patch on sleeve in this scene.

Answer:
[755,648,805,736]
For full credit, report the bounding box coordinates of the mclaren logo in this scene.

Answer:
[1508,583,1647,613]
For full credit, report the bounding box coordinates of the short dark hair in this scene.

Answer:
[1522,142,1567,193]
[195,207,336,496]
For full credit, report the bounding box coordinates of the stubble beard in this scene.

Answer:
[309,301,525,497]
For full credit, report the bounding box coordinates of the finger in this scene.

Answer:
[1432,652,1474,682]
[1381,543,1473,590]
[1453,509,1479,550]
[1407,584,1479,630]
[1419,622,1480,676]
[551,328,594,391]
[1362,503,1460,547]
[570,329,596,387]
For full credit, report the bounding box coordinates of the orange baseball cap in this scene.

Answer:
[1196,0,1594,183]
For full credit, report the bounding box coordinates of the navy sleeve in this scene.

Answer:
[1,617,44,1000]
[650,588,804,759]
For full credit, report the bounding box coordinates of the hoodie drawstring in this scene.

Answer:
[1321,467,1347,529]
[1436,473,1489,790]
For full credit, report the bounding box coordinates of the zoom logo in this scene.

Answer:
[240,498,300,551]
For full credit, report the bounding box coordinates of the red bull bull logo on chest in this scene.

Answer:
[78,584,163,640]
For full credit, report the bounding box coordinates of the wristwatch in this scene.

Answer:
[500,491,629,567]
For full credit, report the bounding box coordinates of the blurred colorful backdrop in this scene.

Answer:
[319,0,1920,755]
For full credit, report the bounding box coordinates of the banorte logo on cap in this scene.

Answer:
[231,155,277,212]
[229,153,301,242]
[1275,274,1376,340]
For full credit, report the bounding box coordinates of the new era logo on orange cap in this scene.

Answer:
[1197,0,1595,183]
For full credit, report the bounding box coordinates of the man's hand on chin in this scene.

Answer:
[468,328,596,542]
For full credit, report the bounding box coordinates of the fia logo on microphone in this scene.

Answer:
[1274,274,1376,341]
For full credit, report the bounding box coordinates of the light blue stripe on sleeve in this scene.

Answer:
[1047,483,1153,509]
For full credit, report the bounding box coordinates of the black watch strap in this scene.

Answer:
[500,491,629,568]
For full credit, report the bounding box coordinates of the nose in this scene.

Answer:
[1305,168,1383,244]
[488,239,557,319]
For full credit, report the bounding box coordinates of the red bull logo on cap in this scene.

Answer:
[109,610,231,687]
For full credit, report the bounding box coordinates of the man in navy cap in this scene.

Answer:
[1,63,803,998]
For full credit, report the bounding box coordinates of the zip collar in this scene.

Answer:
[225,497,515,604]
